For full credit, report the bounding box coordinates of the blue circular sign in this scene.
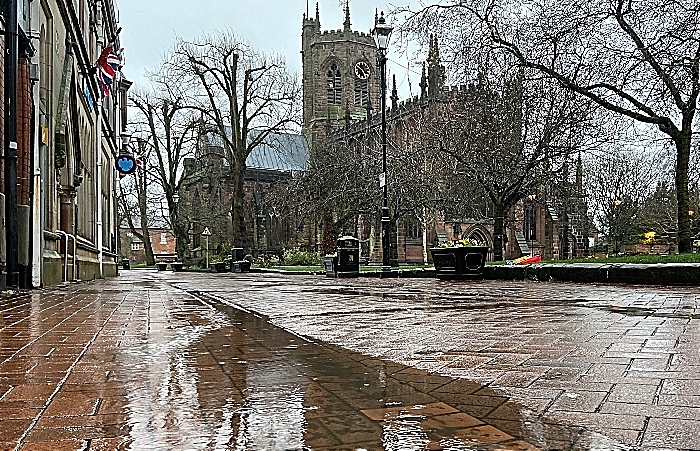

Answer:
[116,155,137,175]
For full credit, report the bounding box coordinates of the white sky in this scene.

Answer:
[117,0,424,99]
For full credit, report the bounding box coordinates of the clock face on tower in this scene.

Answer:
[354,61,370,80]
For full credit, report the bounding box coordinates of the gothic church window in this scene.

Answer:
[326,62,342,104]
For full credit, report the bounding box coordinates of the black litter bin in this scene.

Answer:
[336,236,360,278]
[231,248,245,262]
[122,258,130,270]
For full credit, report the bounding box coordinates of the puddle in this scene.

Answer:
[113,291,614,451]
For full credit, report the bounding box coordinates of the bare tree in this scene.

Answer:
[166,31,301,250]
[425,62,594,260]
[118,138,156,266]
[584,149,665,252]
[129,87,199,261]
[270,138,375,254]
[399,0,700,253]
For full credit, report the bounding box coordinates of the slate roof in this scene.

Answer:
[206,128,309,172]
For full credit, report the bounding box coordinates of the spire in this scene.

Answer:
[316,2,320,23]
[427,34,444,98]
[575,151,583,196]
[343,0,351,32]
[419,62,427,99]
[391,74,399,110]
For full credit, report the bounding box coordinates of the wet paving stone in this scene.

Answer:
[1,270,699,449]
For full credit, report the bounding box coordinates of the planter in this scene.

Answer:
[171,262,184,272]
[430,246,489,277]
[231,261,251,273]
[323,256,337,277]
[156,262,168,271]
[212,262,227,273]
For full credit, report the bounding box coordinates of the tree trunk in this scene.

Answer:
[172,213,190,262]
[674,127,692,254]
[137,173,155,266]
[321,214,338,255]
[230,161,249,251]
[493,201,506,261]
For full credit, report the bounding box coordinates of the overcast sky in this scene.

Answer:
[117,0,424,98]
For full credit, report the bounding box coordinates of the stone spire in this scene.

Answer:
[391,74,399,110]
[575,151,583,197]
[343,0,351,32]
[316,2,320,24]
[419,62,427,99]
[427,34,444,98]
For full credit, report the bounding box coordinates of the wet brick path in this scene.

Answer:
[168,271,700,450]
[0,270,698,450]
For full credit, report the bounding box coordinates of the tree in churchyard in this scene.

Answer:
[398,0,700,253]
[167,31,301,250]
[424,62,595,261]
[387,108,446,263]
[129,86,200,261]
[117,137,156,266]
[268,138,375,255]
[583,149,666,253]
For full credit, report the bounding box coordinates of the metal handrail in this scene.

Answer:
[54,230,78,282]
[54,230,69,283]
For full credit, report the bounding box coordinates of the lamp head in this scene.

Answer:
[372,11,393,51]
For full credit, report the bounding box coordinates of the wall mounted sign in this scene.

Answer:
[116,154,137,175]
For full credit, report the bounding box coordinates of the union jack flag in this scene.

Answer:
[95,44,123,98]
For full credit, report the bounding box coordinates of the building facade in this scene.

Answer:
[303,4,591,263]
[302,3,380,145]
[119,227,177,265]
[1,0,128,287]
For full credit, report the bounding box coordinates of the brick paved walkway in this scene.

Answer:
[0,270,698,450]
[168,271,700,450]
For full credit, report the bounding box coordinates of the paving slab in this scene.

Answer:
[1,270,699,450]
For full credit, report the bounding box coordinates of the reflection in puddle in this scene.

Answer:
[114,289,626,450]
[234,361,307,450]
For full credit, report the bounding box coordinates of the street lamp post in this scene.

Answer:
[373,11,393,272]
[172,191,180,260]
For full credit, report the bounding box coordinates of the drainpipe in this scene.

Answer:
[96,102,103,277]
[95,0,104,277]
[4,0,19,287]
[55,230,68,283]
[29,0,42,288]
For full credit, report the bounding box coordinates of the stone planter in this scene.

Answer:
[171,262,184,272]
[323,256,337,277]
[430,246,489,277]
[156,262,168,271]
[231,261,251,273]
[212,262,227,273]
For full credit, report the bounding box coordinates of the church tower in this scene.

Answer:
[301,2,381,144]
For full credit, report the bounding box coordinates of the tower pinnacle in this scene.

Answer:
[343,0,351,32]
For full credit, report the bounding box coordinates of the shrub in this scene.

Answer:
[255,254,281,268]
[282,247,321,266]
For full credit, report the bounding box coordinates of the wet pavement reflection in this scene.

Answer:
[1,271,697,450]
[196,295,559,450]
